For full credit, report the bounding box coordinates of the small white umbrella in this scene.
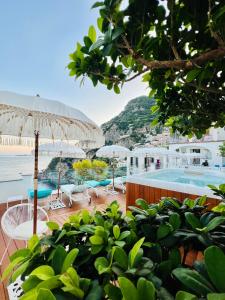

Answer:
[96,145,130,190]
[0,91,104,234]
[36,142,86,198]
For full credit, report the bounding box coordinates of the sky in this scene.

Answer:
[0,0,147,127]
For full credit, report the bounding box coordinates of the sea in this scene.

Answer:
[0,155,52,203]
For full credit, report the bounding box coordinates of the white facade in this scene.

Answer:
[127,127,225,174]
[169,141,223,167]
[168,127,225,167]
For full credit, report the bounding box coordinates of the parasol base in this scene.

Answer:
[49,199,66,210]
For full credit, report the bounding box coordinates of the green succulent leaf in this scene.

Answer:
[175,291,198,300]
[118,277,138,300]
[61,248,79,273]
[205,246,225,292]
[129,237,145,268]
[172,268,214,296]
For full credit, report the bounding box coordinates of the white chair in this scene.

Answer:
[0,203,49,265]
[61,184,91,208]
[106,177,126,194]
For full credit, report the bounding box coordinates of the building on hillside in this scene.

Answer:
[168,127,225,167]
[126,127,225,175]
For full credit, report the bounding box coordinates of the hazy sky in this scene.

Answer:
[0,0,147,126]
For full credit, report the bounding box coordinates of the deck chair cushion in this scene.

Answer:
[72,184,88,193]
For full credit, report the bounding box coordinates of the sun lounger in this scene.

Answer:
[106,176,126,194]
[61,184,96,207]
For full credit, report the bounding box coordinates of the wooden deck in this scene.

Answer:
[0,189,126,300]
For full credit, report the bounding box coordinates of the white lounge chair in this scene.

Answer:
[106,176,126,194]
[0,203,49,265]
[61,184,92,207]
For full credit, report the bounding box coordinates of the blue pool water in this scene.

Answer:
[145,169,225,187]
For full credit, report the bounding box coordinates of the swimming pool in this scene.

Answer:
[126,168,225,209]
[144,169,225,187]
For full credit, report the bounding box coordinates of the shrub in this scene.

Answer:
[2,198,225,299]
[73,159,108,181]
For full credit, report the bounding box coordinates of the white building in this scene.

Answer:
[127,127,225,174]
[168,127,225,167]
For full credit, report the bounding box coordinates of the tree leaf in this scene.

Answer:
[52,245,67,274]
[104,283,122,300]
[30,265,55,280]
[61,248,79,273]
[205,216,225,232]
[89,39,105,51]
[118,277,138,300]
[97,17,103,31]
[112,28,124,40]
[12,260,30,282]
[113,246,128,270]
[113,225,120,239]
[137,277,155,300]
[129,237,145,268]
[114,85,120,94]
[185,212,202,230]
[90,235,104,245]
[205,246,225,292]
[91,1,104,9]
[22,276,42,293]
[207,293,225,300]
[169,213,181,230]
[186,69,201,82]
[157,224,171,240]
[135,198,149,209]
[175,291,198,300]
[172,268,214,296]
[37,288,56,300]
[1,256,25,281]
[94,257,110,274]
[28,235,39,251]
[10,248,31,262]
[46,221,59,231]
[88,25,96,43]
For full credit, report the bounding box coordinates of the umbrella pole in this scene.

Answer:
[112,159,115,190]
[33,131,39,235]
[57,155,62,198]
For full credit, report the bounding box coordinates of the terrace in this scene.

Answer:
[0,190,126,299]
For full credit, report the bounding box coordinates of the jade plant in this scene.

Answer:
[2,199,225,299]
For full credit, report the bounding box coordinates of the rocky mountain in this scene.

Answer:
[101,96,160,148]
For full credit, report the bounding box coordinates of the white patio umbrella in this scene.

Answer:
[0,91,104,234]
[96,145,130,190]
[36,142,86,198]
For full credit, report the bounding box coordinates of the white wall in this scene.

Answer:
[169,141,224,166]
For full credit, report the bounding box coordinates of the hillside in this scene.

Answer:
[101,96,159,148]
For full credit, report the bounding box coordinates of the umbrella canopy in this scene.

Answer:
[0,91,104,234]
[96,145,130,159]
[96,145,130,191]
[0,91,104,144]
[38,142,86,158]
